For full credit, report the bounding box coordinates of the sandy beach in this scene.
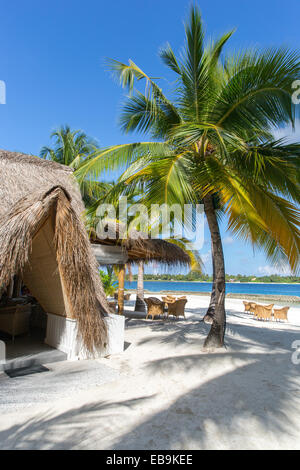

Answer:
[0,294,300,450]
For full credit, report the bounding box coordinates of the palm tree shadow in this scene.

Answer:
[136,308,300,351]
[114,318,300,449]
[0,395,156,450]
[1,313,299,449]
[137,319,207,346]
[113,348,300,449]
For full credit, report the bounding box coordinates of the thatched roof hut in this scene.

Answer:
[91,221,191,314]
[0,150,109,353]
[90,222,191,266]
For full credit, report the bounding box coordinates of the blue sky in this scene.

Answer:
[0,0,299,275]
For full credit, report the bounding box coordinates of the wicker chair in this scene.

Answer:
[254,303,274,321]
[0,303,31,341]
[162,294,175,303]
[243,301,252,313]
[167,298,187,319]
[107,301,117,313]
[145,297,165,320]
[113,292,131,301]
[273,306,289,322]
[162,295,175,310]
[249,302,257,314]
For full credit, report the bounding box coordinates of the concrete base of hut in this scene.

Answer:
[45,312,125,360]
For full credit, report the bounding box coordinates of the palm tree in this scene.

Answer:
[99,266,118,297]
[86,181,148,311]
[76,6,300,348]
[40,125,106,207]
[87,182,202,313]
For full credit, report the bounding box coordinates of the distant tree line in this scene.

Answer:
[126,272,300,283]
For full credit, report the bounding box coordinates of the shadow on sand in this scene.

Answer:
[0,307,299,449]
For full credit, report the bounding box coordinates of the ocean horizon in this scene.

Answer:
[125,280,300,297]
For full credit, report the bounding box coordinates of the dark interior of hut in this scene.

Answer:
[0,276,56,368]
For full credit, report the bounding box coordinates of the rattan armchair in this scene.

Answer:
[243,301,257,314]
[162,295,174,311]
[145,297,165,320]
[0,303,31,341]
[249,302,257,314]
[162,295,175,306]
[114,292,131,301]
[166,298,187,319]
[273,306,289,322]
[243,301,252,313]
[253,303,274,321]
[107,301,117,313]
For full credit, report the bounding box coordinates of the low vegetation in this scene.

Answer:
[129,273,300,283]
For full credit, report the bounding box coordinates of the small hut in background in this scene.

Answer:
[0,150,116,360]
[91,222,190,314]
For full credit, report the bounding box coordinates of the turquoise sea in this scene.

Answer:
[125,280,300,297]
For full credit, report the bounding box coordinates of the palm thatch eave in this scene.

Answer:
[89,223,191,267]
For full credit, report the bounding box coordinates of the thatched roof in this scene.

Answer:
[0,150,109,353]
[90,221,190,266]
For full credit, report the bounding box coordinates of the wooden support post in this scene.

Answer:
[7,277,14,298]
[13,276,22,297]
[118,264,125,315]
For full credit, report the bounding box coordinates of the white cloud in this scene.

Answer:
[201,250,211,265]
[258,265,292,276]
[223,236,234,245]
[271,121,300,143]
[200,250,213,273]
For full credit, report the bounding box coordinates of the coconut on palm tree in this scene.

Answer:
[76,6,300,348]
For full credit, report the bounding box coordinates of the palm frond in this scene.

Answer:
[75,142,172,182]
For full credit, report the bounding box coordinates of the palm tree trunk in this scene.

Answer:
[203,196,226,348]
[118,264,125,315]
[134,260,146,312]
[203,243,216,324]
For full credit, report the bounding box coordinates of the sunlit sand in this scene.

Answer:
[0,295,299,450]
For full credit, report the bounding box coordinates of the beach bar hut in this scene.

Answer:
[0,150,122,362]
[91,223,191,314]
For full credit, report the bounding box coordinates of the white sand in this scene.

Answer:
[0,295,300,450]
